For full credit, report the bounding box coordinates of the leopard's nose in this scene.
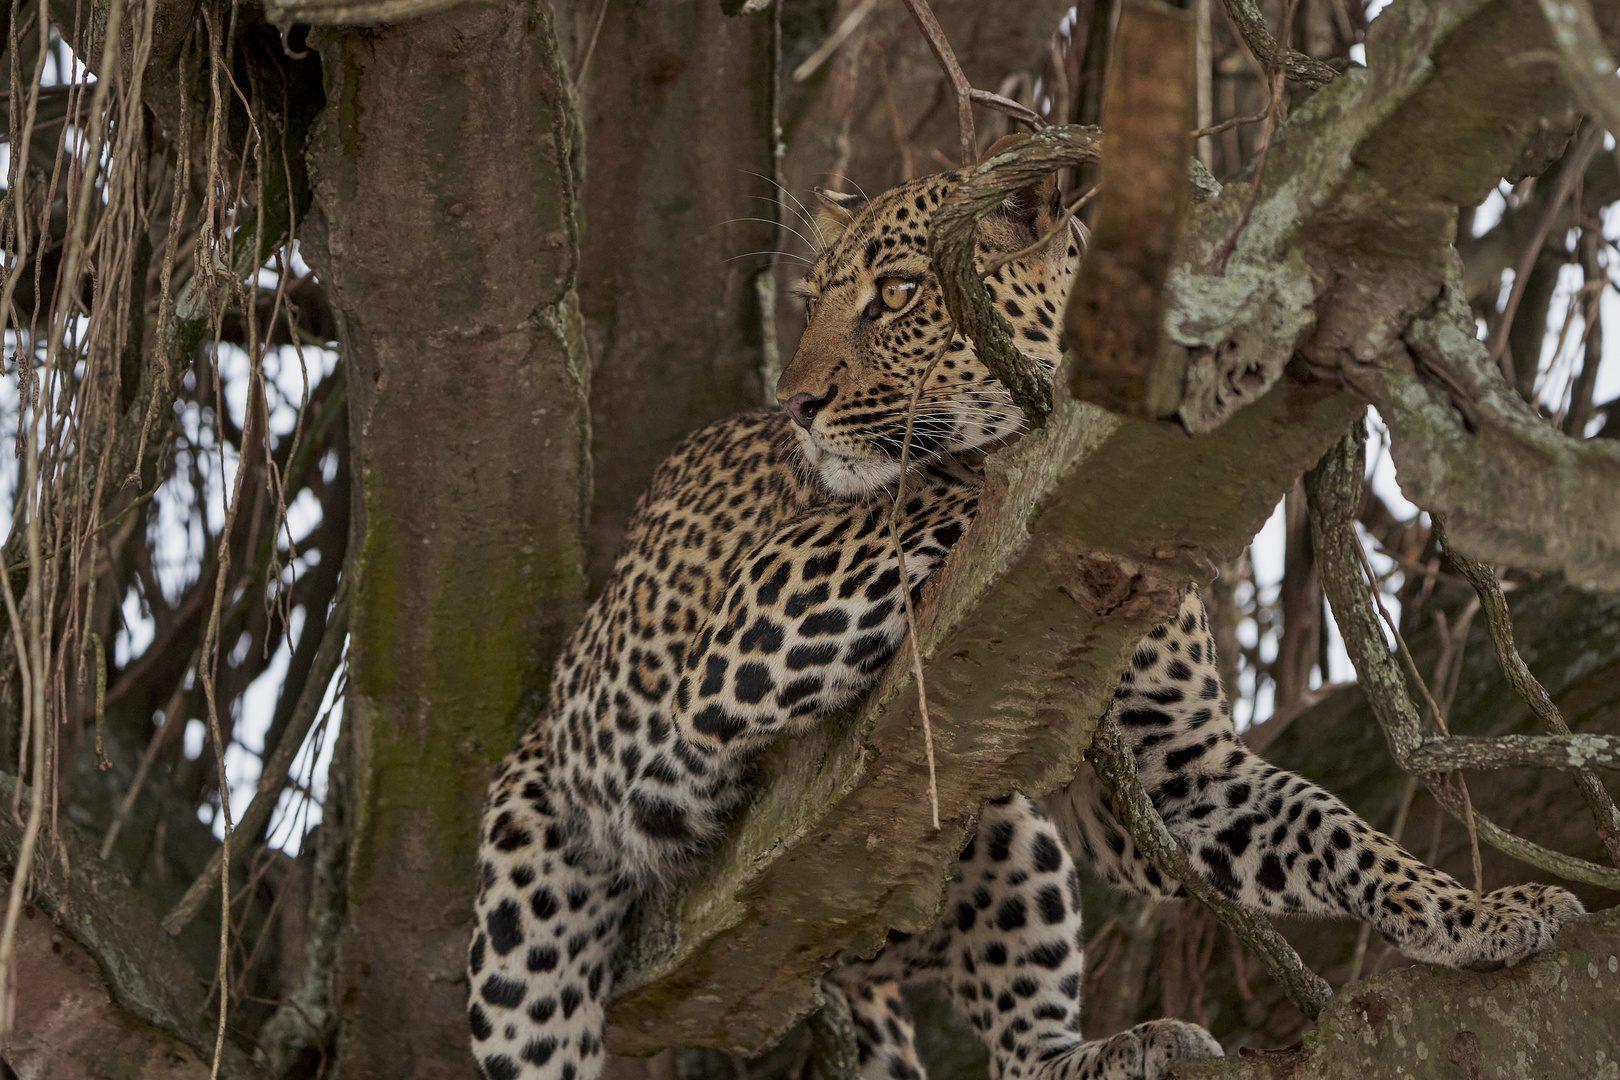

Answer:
[782,388,836,430]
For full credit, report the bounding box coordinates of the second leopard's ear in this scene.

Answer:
[812,188,867,246]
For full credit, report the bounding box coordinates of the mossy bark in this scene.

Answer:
[1173,906,1620,1079]
[304,4,590,1076]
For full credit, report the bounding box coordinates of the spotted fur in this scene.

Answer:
[469,168,1583,1080]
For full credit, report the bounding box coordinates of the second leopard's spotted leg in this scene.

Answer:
[832,979,928,1080]
[841,797,1220,1080]
[1052,590,1585,971]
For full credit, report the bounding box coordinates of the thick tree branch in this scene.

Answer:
[1405,733,1620,772]
[0,776,265,1079]
[1381,256,1620,591]
[1178,907,1620,1078]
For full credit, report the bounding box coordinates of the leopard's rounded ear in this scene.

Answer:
[976,133,1029,164]
[813,187,868,242]
[975,134,1062,240]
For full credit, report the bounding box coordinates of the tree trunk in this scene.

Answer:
[304,4,591,1075]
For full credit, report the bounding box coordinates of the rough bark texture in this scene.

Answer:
[575,0,778,593]
[0,776,265,1079]
[1173,906,1620,1078]
[304,4,590,1076]
[4,889,212,1080]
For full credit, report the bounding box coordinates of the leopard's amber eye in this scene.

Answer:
[878,278,917,312]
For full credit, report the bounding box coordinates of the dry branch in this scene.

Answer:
[900,0,976,165]
[1305,424,1620,892]
[1217,0,1338,88]
[1438,520,1620,866]
[1404,734,1620,772]
[928,125,1104,423]
[163,579,351,935]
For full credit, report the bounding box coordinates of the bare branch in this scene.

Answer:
[163,578,350,936]
[900,0,976,164]
[1218,0,1339,88]
[1306,424,1620,891]
[929,125,1104,422]
[1437,520,1620,867]
[1405,734,1620,773]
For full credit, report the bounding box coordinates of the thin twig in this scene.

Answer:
[968,88,1046,131]
[99,655,200,859]
[1213,0,1297,274]
[1306,424,1620,891]
[793,0,881,83]
[889,349,951,831]
[900,0,976,164]
[1192,109,1267,139]
[1350,520,1483,899]
[1437,518,1620,867]
[1486,124,1602,369]
[164,580,351,934]
[574,0,611,86]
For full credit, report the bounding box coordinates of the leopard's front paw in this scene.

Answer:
[1400,883,1585,970]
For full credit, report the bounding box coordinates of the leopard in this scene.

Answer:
[466,162,1585,1080]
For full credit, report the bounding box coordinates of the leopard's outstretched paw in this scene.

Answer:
[1398,883,1584,970]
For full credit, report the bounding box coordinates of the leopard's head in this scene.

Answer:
[776,166,1078,498]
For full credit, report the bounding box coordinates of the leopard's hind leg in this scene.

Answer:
[839,796,1220,1080]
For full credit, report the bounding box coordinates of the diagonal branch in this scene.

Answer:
[162,577,350,935]
[900,0,976,165]
[1306,424,1620,892]
[1218,0,1339,88]
[1436,521,1620,867]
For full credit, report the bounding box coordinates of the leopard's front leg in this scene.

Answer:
[612,467,980,868]
[1053,590,1584,971]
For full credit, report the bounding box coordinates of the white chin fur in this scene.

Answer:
[793,426,902,498]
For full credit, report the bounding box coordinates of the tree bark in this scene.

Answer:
[574,0,780,592]
[1174,906,1620,1078]
[303,3,591,1075]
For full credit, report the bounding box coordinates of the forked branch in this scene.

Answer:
[1306,424,1620,891]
